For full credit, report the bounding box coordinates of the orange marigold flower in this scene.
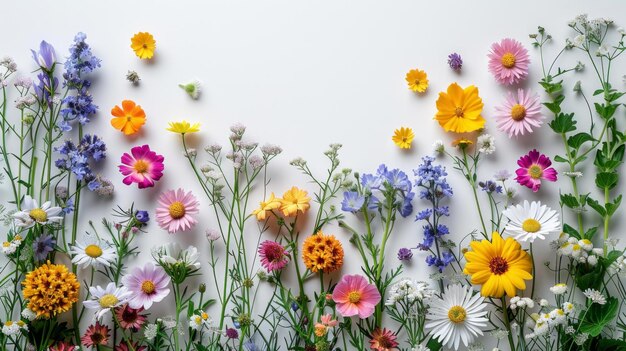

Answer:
[22,261,80,319]
[302,231,344,273]
[110,100,146,135]
[280,187,311,217]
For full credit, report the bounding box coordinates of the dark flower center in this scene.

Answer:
[489,256,509,275]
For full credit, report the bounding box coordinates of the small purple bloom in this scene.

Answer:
[447,53,463,71]
[31,40,56,71]
[33,234,56,261]
[397,248,413,261]
[341,191,365,212]
[225,327,239,339]
[135,210,150,224]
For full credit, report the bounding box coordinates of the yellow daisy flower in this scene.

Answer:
[435,83,485,133]
[131,32,156,60]
[280,187,311,217]
[252,193,282,221]
[463,232,533,298]
[392,127,414,149]
[406,69,429,93]
[167,120,200,135]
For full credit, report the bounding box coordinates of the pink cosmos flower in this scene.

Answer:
[488,38,530,85]
[118,145,164,189]
[258,240,289,272]
[122,263,171,310]
[515,149,557,192]
[332,274,381,318]
[155,188,199,234]
[495,89,544,137]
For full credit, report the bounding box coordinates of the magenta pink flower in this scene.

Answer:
[118,145,164,189]
[258,240,289,272]
[332,274,381,318]
[495,89,543,137]
[156,188,199,233]
[488,38,530,85]
[122,263,171,310]
[515,149,557,192]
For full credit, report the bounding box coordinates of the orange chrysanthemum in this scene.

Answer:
[22,261,80,319]
[110,100,146,135]
[302,231,344,273]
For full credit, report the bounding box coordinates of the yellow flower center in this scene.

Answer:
[522,218,542,233]
[4,321,13,327]
[141,280,156,294]
[194,316,202,324]
[84,244,103,258]
[448,305,467,323]
[99,293,119,308]
[489,256,509,275]
[501,53,516,68]
[29,208,47,222]
[528,165,543,179]
[510,104,527,121]
[133,159,149,173]
[348,291,361,304]
[454,107,464,117]
[201,312,209,320]
[414,79,422,86]
[168,201,186,219]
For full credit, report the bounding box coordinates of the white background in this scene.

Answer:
[3,1,626,349]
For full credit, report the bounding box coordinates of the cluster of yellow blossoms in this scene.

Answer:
[22,261,80,319]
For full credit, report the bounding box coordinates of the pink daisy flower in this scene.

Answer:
[122,263,171,310]
[488,38,530,85]
[118,145,164,189]
[495,89,544,137]
[332,274,381,318]
[515,149,557,192]
[258,240,289,272]
[155,188,199,234]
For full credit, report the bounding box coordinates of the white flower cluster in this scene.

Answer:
[549,283,567,295]
[556,234,601,265]
[608,252,626,275]
[526,302,575,338]
[477,134,496,155]
[2,235,22,255]
[189,311,212,331]
[583,288,606,305]
[386,278,435,306]
[1,320,27,336]
[509,296,535,310]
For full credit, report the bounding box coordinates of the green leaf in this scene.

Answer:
[587,197,606,216]
[606,195,622,216]
[426,338,443,351]
[575,263,605,291]
[597,338,626,351]
[554,155,569,163]
[562,223,581,239]
[549,113,577,133]
[596,172,618,190]
[560,193,579,208]
[567,132,595,149]
[580,297,618,337]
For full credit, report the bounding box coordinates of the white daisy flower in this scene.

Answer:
[13,195,63,229]
[583,289,606,305]
[502,200,560,242]
[70,241,117,268]
[562,302,575,315]
[83,282,132,320]
[549,308,566,325]
[152,242,201,271]
[549,283,568,295]
[476,134,495,155]
[425,284,488,350]
[179,79,202,100]
[1,321,19,336]
[189,311,212,331]
[2,241,16,255]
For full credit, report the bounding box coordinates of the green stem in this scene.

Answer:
[501,296,516,351]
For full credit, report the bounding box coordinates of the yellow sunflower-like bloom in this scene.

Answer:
[280,187,311,217]
[22,261,80,319]
[392,127,414,149]
[302,231,344,273]
[167,120,200,134]
[405,69,429,93]
[464,232,532,298]
[252,192,282,221]
[435,83,485,133]
[130,32,156,59]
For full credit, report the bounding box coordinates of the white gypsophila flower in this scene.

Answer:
[587,255,598,266]
[205,143,222,154]
[261,143,282,156]
[179,79,202,100]
[433,140,445,154]
[583,289,606,305]
[144,323,158,340]
[596,44,610,56]
[493,169,511,182]
[550,283,568,295]
[230,122,246,135]
[386,278,434,306]
[1,321,19,336]
[502,200,560,243]
[13,195,63,229]
[425,284,488,350]
[489,329,509,340]
[540,299,549,307]
[563,171,583,178]
[70,241,117,268]
[83,282,132,320]
[573,34,586,47]
[467,342,485,351]
[618,27,626,35]
[206,229,221,242]
[21,308,36,321]
[574,333,589,345]
[162,316,177,329]
[476,134,495,155]
[249,155,264,170]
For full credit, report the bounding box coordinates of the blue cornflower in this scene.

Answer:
[341,191,365,212]
[33,234,56,261]
[135,210,150,224]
